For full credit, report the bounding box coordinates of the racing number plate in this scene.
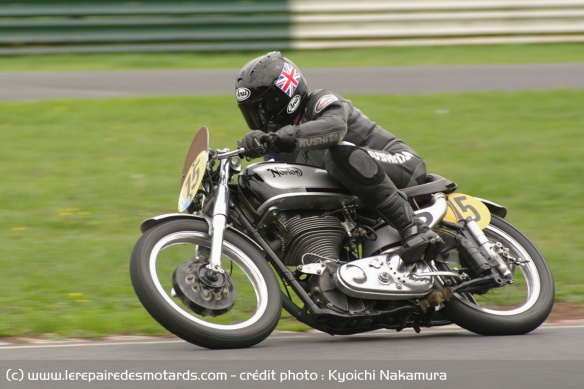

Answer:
[178,127,209,212]
[444,193,491,230]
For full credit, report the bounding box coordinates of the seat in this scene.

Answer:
[402,174,457,198]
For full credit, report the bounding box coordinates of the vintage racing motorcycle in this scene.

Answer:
[130,127,554,349]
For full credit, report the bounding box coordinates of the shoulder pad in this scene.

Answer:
[308,90,342,116]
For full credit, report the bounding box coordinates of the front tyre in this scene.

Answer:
[130,219,282,349]
[440,216,554,335]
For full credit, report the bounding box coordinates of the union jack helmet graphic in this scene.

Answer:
[235,51,308,132]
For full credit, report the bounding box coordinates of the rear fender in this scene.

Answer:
[476,198,507,219]
[140,213,264,253]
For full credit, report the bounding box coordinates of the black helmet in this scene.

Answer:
[235,51,308,131]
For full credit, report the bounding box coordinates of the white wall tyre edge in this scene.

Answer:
[440,216,555,335]
[130,219,282,349]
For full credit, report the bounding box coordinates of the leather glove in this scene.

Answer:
[262,132,295,153]
[262,123,294,153]
[238,130,268,159]
[271,126,297,153]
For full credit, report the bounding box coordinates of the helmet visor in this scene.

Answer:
[238,85,294,130]
[238,98,269,130]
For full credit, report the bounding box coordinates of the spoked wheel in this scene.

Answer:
[130,219,282,349]
[439,216,554,335]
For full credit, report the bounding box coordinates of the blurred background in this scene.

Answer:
[2,0,584,54]
[1,0,583,339]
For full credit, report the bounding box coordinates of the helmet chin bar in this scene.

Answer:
[264,122,283,133]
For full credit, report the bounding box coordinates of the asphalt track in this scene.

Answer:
[1,63,584,101]
[1,324,583,389]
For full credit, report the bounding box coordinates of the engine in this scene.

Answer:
[272,213,347,266]
[268,211,379,315]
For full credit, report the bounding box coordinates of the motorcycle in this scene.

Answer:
[130,127,554,349]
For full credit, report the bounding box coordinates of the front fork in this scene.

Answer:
[206,157,231,274]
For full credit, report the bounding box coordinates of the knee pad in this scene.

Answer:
[329,146,386,186]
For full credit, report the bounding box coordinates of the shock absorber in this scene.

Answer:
[465,218,514,283]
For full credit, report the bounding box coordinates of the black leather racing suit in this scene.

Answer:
[268,89,428,208]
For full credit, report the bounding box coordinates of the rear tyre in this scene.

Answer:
[440,216,554,335]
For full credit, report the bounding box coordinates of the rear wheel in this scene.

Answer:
[130,219,282,349]
[440,216,554,335]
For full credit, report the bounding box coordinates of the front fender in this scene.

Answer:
[140,213,264,253]
[140,213,210,233]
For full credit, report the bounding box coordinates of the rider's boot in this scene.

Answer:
[375,191,444,263]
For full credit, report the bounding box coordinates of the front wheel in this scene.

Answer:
[439,216,555,335]
[130,219,282,349]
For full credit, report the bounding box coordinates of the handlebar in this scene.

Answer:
[213,148,246,160]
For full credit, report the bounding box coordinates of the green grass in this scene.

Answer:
[1,43,583,71]
[1,89,582,337]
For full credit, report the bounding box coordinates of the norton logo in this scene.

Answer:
[236,88,251,101]
[286,95,302,114]
[267,167,303,178]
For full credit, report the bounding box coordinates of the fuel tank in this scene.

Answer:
[238,162,358,216]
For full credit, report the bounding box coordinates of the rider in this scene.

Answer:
[236,51,442,263]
